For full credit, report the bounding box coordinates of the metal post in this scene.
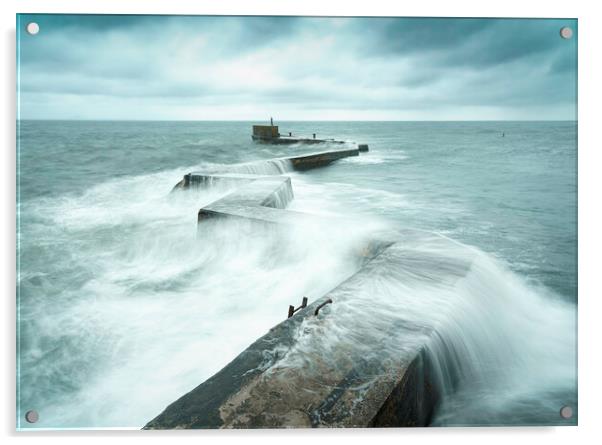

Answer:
[314,299,333,316]
[288,297,309,318]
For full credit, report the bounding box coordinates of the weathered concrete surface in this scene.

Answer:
[172,148,367,226]
[172,148,363,192]
[251,125,347,145]
[144,231,476,429]
[252,124,280,140]
[196,175,312,226]
[251,121,355,146]
[254,136,347,145]
[287,148,359,170]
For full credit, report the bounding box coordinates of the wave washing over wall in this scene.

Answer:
[17,121,577,428]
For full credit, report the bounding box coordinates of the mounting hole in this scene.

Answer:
[26,22,40,35]
[559,27,573,39]
[25,410,39,423]
[559,405,573,419]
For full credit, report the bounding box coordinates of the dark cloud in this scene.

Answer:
[236,16,301,45]
[442,19,575,68]
[18,14,157,32]
[368,17,492,53]
[16,15,577,120]
[358,17,576,69]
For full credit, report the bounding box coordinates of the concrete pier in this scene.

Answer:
[287,148,359,170]
[173,148,367,226]
[147,143,479,429]
[144,231,477,429]
[172,147,363,192]
[252,122,347,145]
[196,175,309,226]
[256,136,346,145]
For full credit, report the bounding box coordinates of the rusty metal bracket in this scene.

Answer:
[288,296,308,318]
[314,299,333,316]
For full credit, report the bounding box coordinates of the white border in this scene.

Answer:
[2,0,585,18]
[3,1,601,444]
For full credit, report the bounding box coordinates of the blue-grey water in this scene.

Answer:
[17,120,577,428]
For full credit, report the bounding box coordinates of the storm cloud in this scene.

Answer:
[17,15,577,120]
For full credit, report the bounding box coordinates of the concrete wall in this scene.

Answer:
[252,125,279,139]
[145,233,476,429]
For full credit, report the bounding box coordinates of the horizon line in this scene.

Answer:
[17,118,578,123]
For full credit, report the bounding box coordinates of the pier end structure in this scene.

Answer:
[251,121,356,146]
[252,124,280,141]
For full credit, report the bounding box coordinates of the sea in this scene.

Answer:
[16,120,577,429]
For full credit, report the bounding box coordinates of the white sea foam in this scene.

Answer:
[17,151,577,429]
[18,162,377,428]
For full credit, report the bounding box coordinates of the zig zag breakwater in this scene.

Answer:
[145,146,576,429]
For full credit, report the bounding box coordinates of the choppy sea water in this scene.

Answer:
[17,120,577,428]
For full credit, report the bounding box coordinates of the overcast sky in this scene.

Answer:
[17,15,577,121]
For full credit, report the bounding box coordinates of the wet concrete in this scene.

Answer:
[144,231,476,429]
[254,135,347,145]
[287,148,359,170]
[173,148,363,192]
[173,148,366,226]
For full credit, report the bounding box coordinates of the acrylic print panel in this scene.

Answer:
[16,14,577,430]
